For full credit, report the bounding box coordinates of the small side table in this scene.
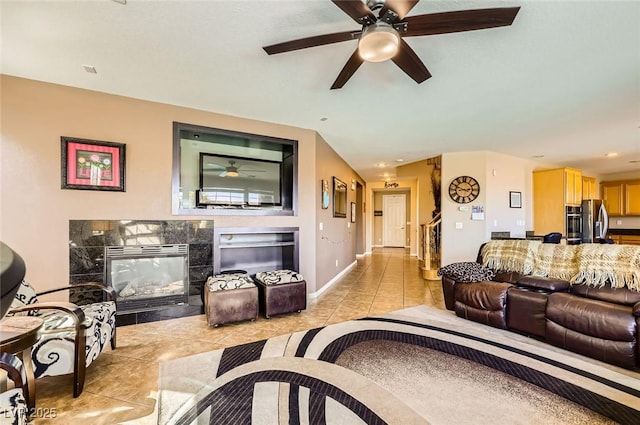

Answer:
[0,316,43,411]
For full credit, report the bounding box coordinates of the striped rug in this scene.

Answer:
[158,306,640,425]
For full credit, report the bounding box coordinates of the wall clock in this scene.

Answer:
[448,176,480,204]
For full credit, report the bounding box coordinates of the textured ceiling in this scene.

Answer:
[2,0,639,182]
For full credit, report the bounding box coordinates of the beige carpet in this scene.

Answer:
[158,305,640,425]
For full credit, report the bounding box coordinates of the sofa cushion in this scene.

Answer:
[517,276,570,292]
[546,293,636,342]
[437,262,494,283]
[570,283,640,307]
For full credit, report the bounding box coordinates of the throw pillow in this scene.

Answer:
[437,262,495,283]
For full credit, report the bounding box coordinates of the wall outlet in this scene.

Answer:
[455,222,463,229]
[616,219,623,225]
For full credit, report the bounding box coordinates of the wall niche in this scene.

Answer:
[172,122,298,216]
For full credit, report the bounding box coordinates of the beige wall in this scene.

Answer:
[441,151,536,264]
[0,75,361,297]
[314,133,365,292]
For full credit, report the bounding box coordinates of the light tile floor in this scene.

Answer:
[31,248,445,424]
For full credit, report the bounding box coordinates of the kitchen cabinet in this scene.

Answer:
[564,168,582,206]
[582,176,596,200]
[609,234,640,245]
[601,179,640,216]
[625,181,640,215]
[533,167,582,236]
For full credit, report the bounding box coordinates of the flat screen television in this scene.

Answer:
[198,153,282,207]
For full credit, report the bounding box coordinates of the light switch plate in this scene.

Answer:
[455,222,463,229]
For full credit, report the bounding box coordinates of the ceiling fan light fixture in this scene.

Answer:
[225,169,239,177]
[358,22,400,62]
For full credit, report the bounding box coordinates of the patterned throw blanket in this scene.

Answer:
[572,244,640,291]
[481,240,541,274]
[481,240,640,291]
[532,244,580,280]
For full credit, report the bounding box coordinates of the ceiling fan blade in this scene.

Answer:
[331,49,365,90]
[403,7,521,37]
[332,0,376,25]
[379,0,420,21]
[391,39,432,84]
[263,30,362,55]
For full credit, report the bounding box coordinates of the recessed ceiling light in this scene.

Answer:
[111,0,127,4]
[395,159,404,162]
[376,162,387,168]
[629,160,640,164]
[531,155,544,159]
[605,152,618,157]
[82,65,97,74]
[320,117,328,121]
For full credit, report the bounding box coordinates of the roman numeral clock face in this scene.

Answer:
[448,176,480,204]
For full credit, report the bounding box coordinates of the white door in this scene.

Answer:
[383,194,406,247]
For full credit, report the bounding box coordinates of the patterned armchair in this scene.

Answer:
[0,353,27,425]
[7,280,117,397]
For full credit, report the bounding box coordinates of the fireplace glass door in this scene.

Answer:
[105,244,189,313]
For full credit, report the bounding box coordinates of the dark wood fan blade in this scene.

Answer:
[380,0,420,21]
[263,30,361,55]
[391,39,431,84]
[331,49,364,90]
[403,7,521,37]
[332,0,376,25]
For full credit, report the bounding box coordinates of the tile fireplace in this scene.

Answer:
[69,219,213,325]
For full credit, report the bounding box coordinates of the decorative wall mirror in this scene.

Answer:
[333,176,347,218]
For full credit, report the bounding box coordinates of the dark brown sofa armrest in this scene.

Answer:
[633,301,640,317]
[37,283,116,301]
[441,276,456,311]
[517,276,570,292]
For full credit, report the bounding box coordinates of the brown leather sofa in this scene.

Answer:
[442,249,640,370]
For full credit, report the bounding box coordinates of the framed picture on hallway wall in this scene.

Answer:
[509,191,522,208]
[61,137,126,191]
[351,202,356,223]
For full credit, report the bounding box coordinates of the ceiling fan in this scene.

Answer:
[205,160,266,178]
[263,0,520,89]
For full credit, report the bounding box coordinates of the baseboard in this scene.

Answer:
[372,244,384,248]
[309,260,357,299]
[356,253,368,259]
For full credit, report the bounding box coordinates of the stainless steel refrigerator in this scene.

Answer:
[581,199,609,243]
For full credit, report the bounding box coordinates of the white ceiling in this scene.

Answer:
[2,0,639,182]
